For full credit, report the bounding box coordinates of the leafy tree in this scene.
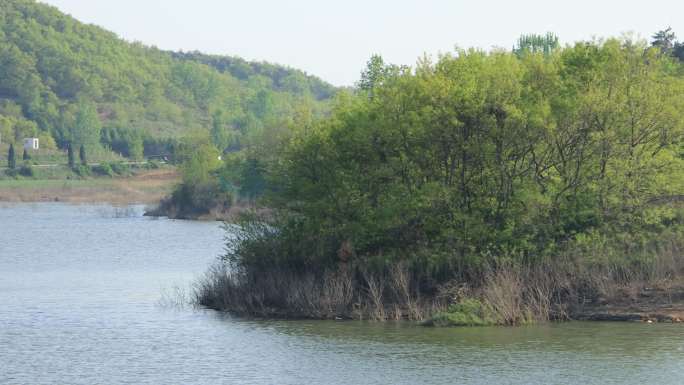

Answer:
[38,133,57,150]
[211,109,233,151]
[181,144,222,185]
[228,38,684,278]
[8,144,16,169]
[70,102,101,149]
[358,55,387,92]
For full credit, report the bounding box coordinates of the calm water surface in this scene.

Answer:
[1,203,684,384]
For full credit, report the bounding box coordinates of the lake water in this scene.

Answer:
[1,203,684,384]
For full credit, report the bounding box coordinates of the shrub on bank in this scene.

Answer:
[144,160,160,170]
[73,165,90,177]
[110,162,130,176]
[92,162,114,177]
[427,299,500,327]
[18,164,34,178]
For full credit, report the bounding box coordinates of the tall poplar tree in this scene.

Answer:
[8,144,16,169]
[67,143,75,168]
[79,145,87,166]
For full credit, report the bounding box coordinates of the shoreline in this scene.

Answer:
[144,201,269,221]
[195,264,684,326]
[200,298,684,325]
[201,299,684,325]
[0,169,180,205]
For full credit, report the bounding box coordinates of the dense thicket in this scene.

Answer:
[192,36,684,321]
[227,37,684,282]
[0,0,334,156]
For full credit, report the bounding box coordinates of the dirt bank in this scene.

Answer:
[0,169,179,204]
[573,280,684,323]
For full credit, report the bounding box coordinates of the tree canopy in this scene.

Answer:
[0,0,336,157]
[230,37,684,278]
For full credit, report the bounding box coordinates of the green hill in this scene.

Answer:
[0,0,335,158]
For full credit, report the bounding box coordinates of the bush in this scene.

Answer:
[146,160,160,169]
[163,180,230,218]
[92,162,114,177]
[110,161,130,176]
[18,164,34,177]
[73,164,90,177]
[4,168,18,178]
[427,299,500,327]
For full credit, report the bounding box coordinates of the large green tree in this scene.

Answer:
[235,38,684,276]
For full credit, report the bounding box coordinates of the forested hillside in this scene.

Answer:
[0,0,335,158]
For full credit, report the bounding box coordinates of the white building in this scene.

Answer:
[23,138,39,150]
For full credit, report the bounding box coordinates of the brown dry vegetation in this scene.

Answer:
[0,169,179,204]
[195,236,684,324]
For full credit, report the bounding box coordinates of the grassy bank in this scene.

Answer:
[0,167,179,204]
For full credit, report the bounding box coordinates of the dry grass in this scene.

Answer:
[194,263,438,321]
[194,234,684,324]
[0,169,179,204]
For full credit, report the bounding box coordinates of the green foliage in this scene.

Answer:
[38,133,57,150]
[161,140,232,216]
[22,148,29,161]
[171,51,336,101]
[18,163,34,177]
[101,127,143,159]
[0,0,335,159]
[652,28,676,51]
[67,144,74,168]
[428,299,500,327]
[79,145,86,165]
[109,161,130,176]
[514,33,560,56]
[652,28,684,62]
[72,164,90,177]
[180,143,222,185]
[166,179,229,218]
[56,102,101,149]
[92,162,114,177]
[357,55,409,96]
[227,38,684,280]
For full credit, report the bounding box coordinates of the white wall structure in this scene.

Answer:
[23,138,39,150]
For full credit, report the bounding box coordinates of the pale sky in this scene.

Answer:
[40,0,684,86]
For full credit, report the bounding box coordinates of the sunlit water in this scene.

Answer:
[1,203,684,384]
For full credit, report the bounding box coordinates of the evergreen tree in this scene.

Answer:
[652,27,676,52]
[79,144,87,166]
[22,148,30,161]
[67,143,75,168]
[514,32,560,56]
[8,144,16,169]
